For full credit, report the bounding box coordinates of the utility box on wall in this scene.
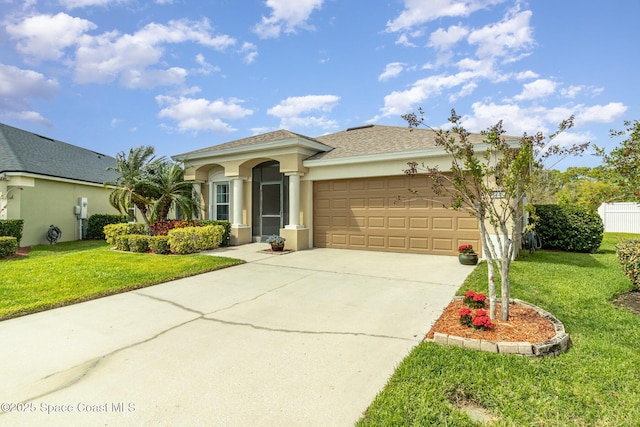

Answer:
[78,197,88,219]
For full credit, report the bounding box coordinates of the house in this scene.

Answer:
[0,123,119,246]
[174,124,495,256]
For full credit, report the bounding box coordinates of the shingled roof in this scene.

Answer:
[0,122,118,185]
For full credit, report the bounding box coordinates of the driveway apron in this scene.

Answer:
[0,244,474,426]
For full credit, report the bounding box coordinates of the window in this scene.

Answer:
[212,182,230,221]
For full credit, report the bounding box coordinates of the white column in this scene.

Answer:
[192,181,203,219]
[231,177,245,226]
[285,173,304,229]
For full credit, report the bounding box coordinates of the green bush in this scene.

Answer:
[168,225,224,255]
[127,234,150,253]
[0,219,24,245]
[0,236,18,258]
[199,220,231,246]
[115,235,130,251]
[86,214,128,240]
[616,240,640,288]
[104,223,147,246]
[533,204,604,253]
[148,236,171,255]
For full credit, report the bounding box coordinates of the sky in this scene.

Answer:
[1,0,638,169]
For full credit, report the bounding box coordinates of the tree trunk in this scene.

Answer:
[479,219,497,320]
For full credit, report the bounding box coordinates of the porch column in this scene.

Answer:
[192,181,204,219]
[285,172,304,229]
[231,177,245,226]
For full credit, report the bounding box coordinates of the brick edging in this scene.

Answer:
[428,297,572,357]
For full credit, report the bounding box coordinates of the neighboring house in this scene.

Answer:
[0,123,119,246]
[174,124,503,256]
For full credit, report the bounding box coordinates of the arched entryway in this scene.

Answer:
[251,161,289,240]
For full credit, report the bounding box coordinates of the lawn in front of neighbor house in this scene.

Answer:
[358,232,640,426]
[0,240,243,321]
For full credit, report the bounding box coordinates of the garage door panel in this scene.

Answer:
[313,175,480,255]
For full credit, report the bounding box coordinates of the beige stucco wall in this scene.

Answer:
[4,175,116,246]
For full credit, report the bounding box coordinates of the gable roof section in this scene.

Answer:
[174,129,333,159]
[0,122,118,184]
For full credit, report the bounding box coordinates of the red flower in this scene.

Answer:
[465,290,476,298]
[459,307,472,316]
[472,315,493,330]
[475,309,487,317]
[473,293,486,302]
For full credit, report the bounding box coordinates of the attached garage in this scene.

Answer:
[313,175,481,256]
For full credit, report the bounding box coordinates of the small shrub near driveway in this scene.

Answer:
[0,219,24,245]
[616,240,640,288]
[148,235,171,254]
[127,234,150,253]
[168,225,224,254]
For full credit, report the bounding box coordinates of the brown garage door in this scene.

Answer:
[313,175,480,255]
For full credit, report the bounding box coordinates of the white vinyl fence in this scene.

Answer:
[598,202,640,233]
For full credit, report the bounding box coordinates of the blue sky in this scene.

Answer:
[1,0,637,169]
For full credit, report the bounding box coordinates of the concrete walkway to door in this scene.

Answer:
[0,244,475,426]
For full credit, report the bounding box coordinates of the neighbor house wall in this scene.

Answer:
[9,176,115,246]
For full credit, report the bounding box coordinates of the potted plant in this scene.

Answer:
[458,244,478,265]
[265,235,286,252]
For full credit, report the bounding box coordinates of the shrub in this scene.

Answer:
[0,219,24,245]
[0,236,18,258]
[104,223,147,246]
[198,220,231,246]
[149,219,200,236]
[115,235,130,251]
[148,236,171,255]
[168,225,224,255]
[533,204,604,253]
[616,240,640,289]
[127,234,150,253]
[86,214,128,240]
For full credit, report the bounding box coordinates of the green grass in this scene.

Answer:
[0,240,243,320]
[358,233,640,426]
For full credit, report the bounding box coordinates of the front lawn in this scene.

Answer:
[0,240,243,320]
[358,233,640,426]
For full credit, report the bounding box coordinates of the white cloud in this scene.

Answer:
[515,70,539,80]
[386,0,507,33]
[239,42,258,64]
[467,9,534,60]
[156,95,253,133]
[74,19,236,88]
[253,0,323,39]
[0,64,58,124]
[514,79,557,101]
[268,94,340,129]
[59,0,123,8]
[378,62,406,81]
[560,85,583,99]
[6,13,96,61]
[576,102,627,124]
[428,25,469,51]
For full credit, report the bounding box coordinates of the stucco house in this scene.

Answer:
[0,123,118,246]
[174,124,496,256]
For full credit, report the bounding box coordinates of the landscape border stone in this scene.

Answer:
[428,297,571,357]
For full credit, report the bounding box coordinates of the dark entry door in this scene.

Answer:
[260,182,282,236]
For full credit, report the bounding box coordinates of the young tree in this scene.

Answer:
[146,161,200,222]
[596,120,640,203]
[106,146,163,227]
[402,109,588,320]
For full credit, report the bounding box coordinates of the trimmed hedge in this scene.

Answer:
[127,234,150,253]
[86,214,128,240]
[199,220,231,246]
[0,219,24,245]
[616,240,640,288]
[0,236,18,258]
[148,236,171,255]
[533,204,604,253]
[149,219,200,236]
[104,223,147,246]
[168,225,224,254]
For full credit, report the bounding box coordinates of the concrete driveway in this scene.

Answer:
[0,244,474,426]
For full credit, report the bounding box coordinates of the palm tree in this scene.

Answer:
[146,161,200,222]
[106,146,162,227]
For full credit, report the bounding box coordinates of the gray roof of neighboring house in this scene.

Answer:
[0,122,118,185]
